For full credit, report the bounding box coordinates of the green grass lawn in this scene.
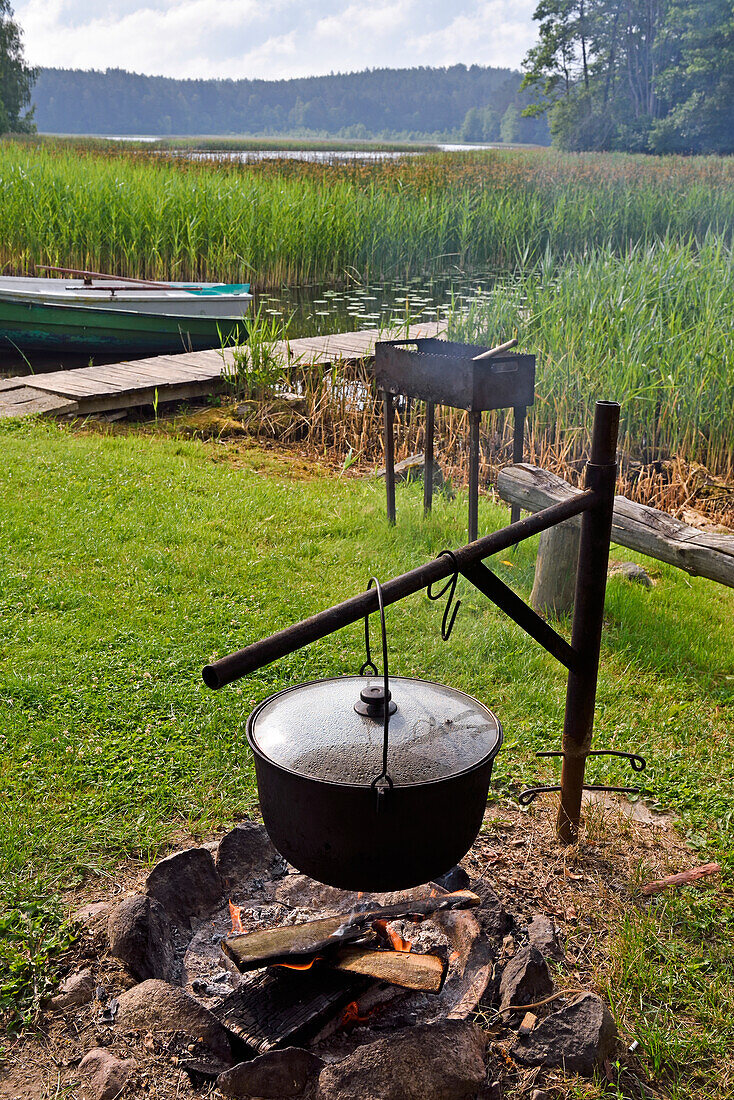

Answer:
[1,418,732,1095]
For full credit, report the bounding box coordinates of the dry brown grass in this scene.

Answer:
[172,353,734,529]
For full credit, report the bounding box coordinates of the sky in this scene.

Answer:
[12,0,538,80]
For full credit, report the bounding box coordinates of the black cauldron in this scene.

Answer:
[247,668,502,891]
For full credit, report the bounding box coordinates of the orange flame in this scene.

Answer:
[228,899,244,936]
[274,956,323,971]
[338,1000,381,1030]
[372,919,412,953]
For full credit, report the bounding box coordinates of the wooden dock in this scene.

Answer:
[0,323,443,420]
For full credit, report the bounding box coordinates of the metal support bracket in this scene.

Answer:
[460,560,577,671]
[519,748,648,806]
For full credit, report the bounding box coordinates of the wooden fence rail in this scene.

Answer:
[498,465,734,609]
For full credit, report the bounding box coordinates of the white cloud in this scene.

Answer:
[407,1,537,69]
[13,0,537,79]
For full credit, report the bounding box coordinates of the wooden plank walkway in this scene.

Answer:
[0,323,442,419]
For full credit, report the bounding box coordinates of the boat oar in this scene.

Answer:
[36,264,182,290]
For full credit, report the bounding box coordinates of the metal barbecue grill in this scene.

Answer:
[374,337,536,538]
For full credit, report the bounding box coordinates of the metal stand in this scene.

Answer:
[511,404,527,525]
[375,338,535,541]
[383,391,396,526]
[556,401,619,842]
[468,411,481,542]
[423,402,435,517]
[383,399,529,541]
[204,401,624,846]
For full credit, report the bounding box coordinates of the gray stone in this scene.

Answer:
[107,895,176,982]
[527,914,564,963]
[499,946,553,1015]
[608,561,653,587]
[50,968,96,1011]
[218,1048,324,1098]
[215,820,286,890]
[512,992,617,1076]
[115,979,232,1065]
[145,846,222,925]
[472,881,513,941]
[73,901,112,933]
[315,1019,487,1100]
[273,874,363,911]
[78,1048,135,1100]
[374,453,451,494]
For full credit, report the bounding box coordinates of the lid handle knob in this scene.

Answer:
[355,682,397,719]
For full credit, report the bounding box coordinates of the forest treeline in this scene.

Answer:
[522,0,734,153]
[31,64,550,143]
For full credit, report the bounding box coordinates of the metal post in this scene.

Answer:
[510,404,527,525]
[423,402,435,516]
[383,390,396,526]
[468,411,481,542]
[557,401,620,844]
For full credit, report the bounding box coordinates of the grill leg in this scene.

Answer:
[383,390,396,526]
[511,404,527,525]
[423,402,435,516]
[557,401,619,844]
[468,410,481,542]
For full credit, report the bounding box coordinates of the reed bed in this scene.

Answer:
[226,237,733,513]
[1,141,733,288]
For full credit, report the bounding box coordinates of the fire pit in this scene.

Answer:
[81,818,618,1098]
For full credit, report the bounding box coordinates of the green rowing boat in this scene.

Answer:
[0,275,253,356]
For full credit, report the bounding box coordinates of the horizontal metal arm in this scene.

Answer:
[202,489,596,689]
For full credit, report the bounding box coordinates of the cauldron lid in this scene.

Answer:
[247,675,502,787]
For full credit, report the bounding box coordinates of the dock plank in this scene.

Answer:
[0,385,79,418]
[29,374,122,398]
[3,323,443,419]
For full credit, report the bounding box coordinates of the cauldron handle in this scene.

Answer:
[362,577,394,808]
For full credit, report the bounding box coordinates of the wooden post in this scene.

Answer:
[510,404,526,525]
[530,520,581,617]
[468,411,481,542]
[424,401,435,516]
[557,401,619,845]
[383,391,396,526]
[498,463,734,589]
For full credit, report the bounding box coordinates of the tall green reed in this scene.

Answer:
[450,236,734,474]
[0,143,732,288]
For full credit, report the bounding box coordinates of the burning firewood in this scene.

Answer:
[221,890,479,971]
[327,946,447,992]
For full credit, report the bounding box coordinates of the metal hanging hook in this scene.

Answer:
[427,550,462,641]
[360,577,395,810]
[519,748,648,805]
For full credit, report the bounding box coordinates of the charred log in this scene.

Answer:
[221,891,480,971]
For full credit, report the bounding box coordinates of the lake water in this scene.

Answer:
[89,137,503,163]
[176,143,502,165]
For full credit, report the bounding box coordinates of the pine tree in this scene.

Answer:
[0,0,36,133]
